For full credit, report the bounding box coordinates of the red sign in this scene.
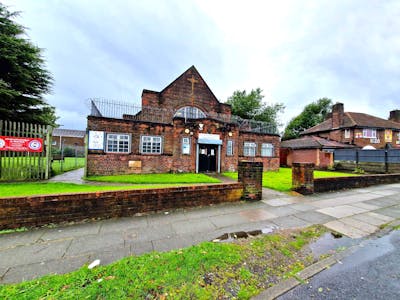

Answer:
[0,136,43,152]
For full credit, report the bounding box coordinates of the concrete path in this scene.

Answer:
[48,168,85,184]
[1,183,400,284]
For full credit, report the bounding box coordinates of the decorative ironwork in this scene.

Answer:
[88,98,278,135]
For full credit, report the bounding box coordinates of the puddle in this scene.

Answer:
[212,225,278,242]
[309,232,360,259]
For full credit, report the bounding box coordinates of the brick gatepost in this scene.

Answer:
[292,162,314,194]
[238,161,263,201]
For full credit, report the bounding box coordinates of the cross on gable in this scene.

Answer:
[187,75,199,105]
[187,75,198,94]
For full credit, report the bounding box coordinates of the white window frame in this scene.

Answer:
[261,143,274,157]
[243,142,256,157]
[182,137,190,155]
[174,106,206,119]
[227,140,233,156]
[106,133,131,153]
[344,129,350,139]
[140,135,163,154]
[362,128,377,138]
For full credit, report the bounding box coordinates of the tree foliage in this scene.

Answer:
[226,88,285,129]
[0,4,56,125]
[282,98,333,140]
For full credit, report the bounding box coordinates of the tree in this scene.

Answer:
[0,4,57,125]
[226,88,285,129]
[282,98,333,140]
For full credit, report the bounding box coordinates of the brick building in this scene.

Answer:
[52,128,85,149]
[301,103,400,149]
[86,66,280,175]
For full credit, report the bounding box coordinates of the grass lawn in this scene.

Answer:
[0,226,326,299]
[51,157,85,176]
[223,167,358,192]
[87,173,220,184]
[0,182,190,198]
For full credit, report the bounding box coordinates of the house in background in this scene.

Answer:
[52,128,85,150]
[86,66,280,176]
[280,136,354,168]
[301,103,400,149]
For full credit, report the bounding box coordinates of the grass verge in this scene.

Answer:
[51,157,85,176]
[0,182,190,198]
[86,173,221,184]
[0,226,326,299]
[223,167,357,192]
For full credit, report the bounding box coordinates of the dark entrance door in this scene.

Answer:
[198,144,217,172]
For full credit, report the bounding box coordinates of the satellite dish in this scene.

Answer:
[362,145,376,150]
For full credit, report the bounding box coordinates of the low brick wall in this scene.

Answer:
[0,183,243,230]
[314,174,400,193]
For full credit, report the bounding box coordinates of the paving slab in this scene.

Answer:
[339,217,378,234]
[271,216,310,229]
[289,203,315,212]
[0,230,44,250]
[0,239,72,269]
[294,211,335,224]
[375,206,400,219]
[41,222,101,241]
[265,206,299,217]
[0,267,9,279]
[208,213,249,228]
[1,254,90,284]
[351,212,394,226]
[317,205,367,219]
[129,241,154,255]
[99,216,148,233]
[239,208,277,222]
[147,211,189,226]
[171,218,216,235]
[324,220,368,238]
[262,198,298,207]
[65,232,125,256]
[349,202,380,211]
[370,189,399,196]
[126,224,176,243]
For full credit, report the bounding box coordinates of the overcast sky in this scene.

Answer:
[3,0,400,131]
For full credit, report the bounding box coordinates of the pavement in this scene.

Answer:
[1,179,400,284]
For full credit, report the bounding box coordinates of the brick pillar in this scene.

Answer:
[238,161,263,201]
[292,162,314,194]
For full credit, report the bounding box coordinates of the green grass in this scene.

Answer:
[223,167,357,192]
[87,173,220,184]
[51,157,85,176]
[0,226,326,299]
[0,182,189,198]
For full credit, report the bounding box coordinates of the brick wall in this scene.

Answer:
[238,161,263,200]
[285,149,332,169]
[0,183,243,230]
[314,173,400,193]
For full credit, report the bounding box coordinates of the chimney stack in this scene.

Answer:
[331,103,344,129]
[389,110,400,123]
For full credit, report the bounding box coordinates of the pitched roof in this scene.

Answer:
[52,128,85,138]
[281,136,355,149]
[301,112,400,135]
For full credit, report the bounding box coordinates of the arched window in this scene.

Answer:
[174,106,206,119]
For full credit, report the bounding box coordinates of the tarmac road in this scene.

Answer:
[278,229,400,300]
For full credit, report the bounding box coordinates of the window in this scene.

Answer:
[174,106,206,119]
[227,140,233,156]
[261,143,274,157]
[141,136,162,154]
[344,129,350,139]
[106,133,130,153]
[182,137,190,154]
[243,142,256,157]
[362,128,377,138]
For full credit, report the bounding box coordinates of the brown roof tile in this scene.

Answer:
[301,111,400,135]
[281,136,355,149]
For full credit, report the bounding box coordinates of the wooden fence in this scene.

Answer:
[0,120,52,181]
